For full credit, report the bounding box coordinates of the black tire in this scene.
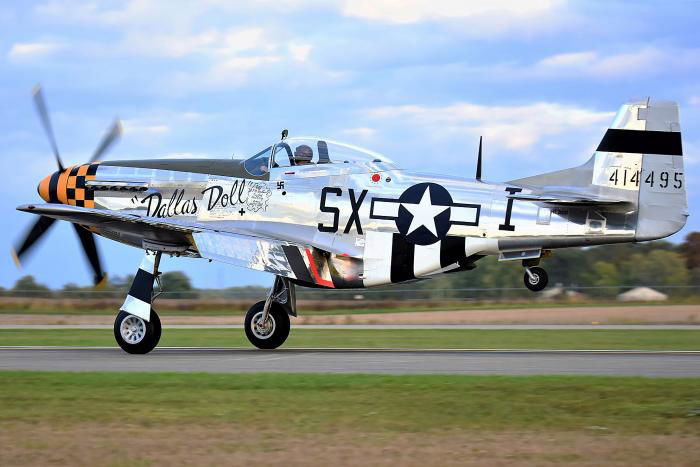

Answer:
[244,300,290,350]
[114,309,162,354]
[524,267,548,292]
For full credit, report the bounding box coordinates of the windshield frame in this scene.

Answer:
[243,146,272,177]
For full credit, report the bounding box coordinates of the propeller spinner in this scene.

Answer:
[12,85,122,287]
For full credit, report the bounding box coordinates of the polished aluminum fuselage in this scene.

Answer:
[86,157,640,288]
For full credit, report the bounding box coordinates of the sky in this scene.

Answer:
[1,0,699,289]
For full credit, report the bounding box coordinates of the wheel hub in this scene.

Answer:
[120,315,146,344]
[251,311,276,340]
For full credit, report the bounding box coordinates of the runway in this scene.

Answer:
[1,347,699,377]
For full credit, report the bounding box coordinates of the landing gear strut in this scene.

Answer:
[114,251,163,354]
[245,276,295,349]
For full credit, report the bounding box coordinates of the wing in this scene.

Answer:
[16,203,344,287]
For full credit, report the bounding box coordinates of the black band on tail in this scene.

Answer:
[597,129,682,156]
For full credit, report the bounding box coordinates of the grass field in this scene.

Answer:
[2,328,700,350]
[1,371,699,465]
[0,300,691,315]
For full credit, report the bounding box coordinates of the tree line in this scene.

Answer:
[5,232,700,299]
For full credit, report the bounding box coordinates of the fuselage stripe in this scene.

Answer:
[440,236,467,268]
[282,245,314,285]
[390,234,416,283]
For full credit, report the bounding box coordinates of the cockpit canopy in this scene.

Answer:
[243,137,395,176]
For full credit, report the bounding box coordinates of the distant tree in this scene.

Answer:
[680,232,700,269]
[108,274,134,293]
[161,271,196,299]
[586,261,620,297]
[620,250,688,287]
[12,275,51,298]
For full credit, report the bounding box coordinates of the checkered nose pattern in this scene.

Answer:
[36,163,99,207]
[37,172,56,202]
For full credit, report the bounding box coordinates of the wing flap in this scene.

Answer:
[192,231,298,279]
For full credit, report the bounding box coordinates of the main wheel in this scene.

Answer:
[114,309,162,354]
[244,300,290,350]
[524,267,548,292]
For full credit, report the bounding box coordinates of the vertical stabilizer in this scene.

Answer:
[509,99,687,242]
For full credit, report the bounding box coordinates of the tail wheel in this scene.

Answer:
[114,309,161,354]
[524,267,548,292]
[244,300,290,350]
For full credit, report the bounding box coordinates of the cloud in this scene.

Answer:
[119,27,269,59]
[121,120,170,135]
[340,127,377,141]
[368,101,613,151]
[532,47,700,78]
[288,43,312,63]
[7,41,63,61]
[35,0,571,43]
[339,0,569,36]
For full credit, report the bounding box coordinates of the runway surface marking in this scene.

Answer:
[1,347,699,377]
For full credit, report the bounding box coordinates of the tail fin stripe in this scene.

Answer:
[597,129,682,156]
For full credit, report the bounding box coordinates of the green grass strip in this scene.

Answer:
[1,329,700,350]
[1,371,699,434]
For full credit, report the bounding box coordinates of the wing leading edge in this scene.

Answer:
[16,203,354,288]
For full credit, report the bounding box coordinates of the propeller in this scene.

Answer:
[32,84,64,172]
[90,119,122,163]
[12,84,119,287]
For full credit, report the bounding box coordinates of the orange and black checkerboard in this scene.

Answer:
[65,163,99,207]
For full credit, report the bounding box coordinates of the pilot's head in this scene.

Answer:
[294,145,313,165]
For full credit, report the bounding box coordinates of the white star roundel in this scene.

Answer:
[396,183,453,245]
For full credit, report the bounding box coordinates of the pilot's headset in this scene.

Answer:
[293,145,313,165]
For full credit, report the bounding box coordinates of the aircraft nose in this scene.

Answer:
[37,172,55,202]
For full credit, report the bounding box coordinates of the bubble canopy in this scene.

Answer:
[243,137,395,176]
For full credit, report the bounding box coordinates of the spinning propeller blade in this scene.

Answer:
[13,85,111,287]
[12,216,57,267]
[89,119,122,163]
[72,224,107,287]
[32,84,64,171]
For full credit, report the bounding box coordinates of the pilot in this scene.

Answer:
[293,145,313,165]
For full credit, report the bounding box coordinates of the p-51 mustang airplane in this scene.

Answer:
[14,87,688,353]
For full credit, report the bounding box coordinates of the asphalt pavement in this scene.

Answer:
[1,347,699,377]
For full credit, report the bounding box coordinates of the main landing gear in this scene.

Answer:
[114,309,161,354]
[114,252,298,354]
[245,276,296,349]
[522,257,548,292]
[114,251,164,354]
